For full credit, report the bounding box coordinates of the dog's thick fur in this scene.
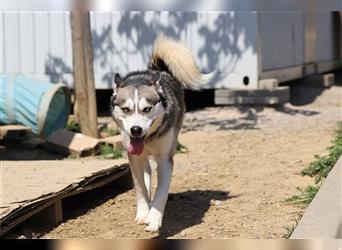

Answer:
[111,35,211,232]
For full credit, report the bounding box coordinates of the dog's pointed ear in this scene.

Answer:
[114,73,123,87]
[113,73,123,96]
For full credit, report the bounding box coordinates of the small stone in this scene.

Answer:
[210,200,222,206]
[180,231,186,237]
[215,200,222,206]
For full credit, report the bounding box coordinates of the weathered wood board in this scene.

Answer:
[0,159,130,236]
[45,128,100,156]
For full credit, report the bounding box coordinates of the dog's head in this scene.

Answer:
[111,72,166,155]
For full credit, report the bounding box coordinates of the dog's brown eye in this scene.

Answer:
[121,107,130,113]
[142,107,152,113]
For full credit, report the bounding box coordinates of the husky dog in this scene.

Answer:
[111,35,212,232]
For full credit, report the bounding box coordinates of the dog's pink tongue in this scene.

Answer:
[128,137,144,155]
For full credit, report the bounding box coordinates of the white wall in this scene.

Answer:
[1,12,340,89]
[1,12,259,89]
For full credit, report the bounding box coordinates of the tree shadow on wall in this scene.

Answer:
[45,12,256,89]
[90,12,256,87]
[45,53,72,84]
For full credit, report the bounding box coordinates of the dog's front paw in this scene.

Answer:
[135,207,150,224]
[144,207,162,232]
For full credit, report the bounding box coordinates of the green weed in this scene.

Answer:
[100,127,119,136]
[66,120,81,133]
[176,141,189,154]
[283,121,342,238]
[67,152,80,159]
[282,215,302,239]
[97,143,123,159]
[301,122,342,183]
[284,186,319,206]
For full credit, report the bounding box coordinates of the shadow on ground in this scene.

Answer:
[289,69,342,106]
[182,102,320,132]
[0,140,65,161]
[289,84,326,106]
[154,190,238,239]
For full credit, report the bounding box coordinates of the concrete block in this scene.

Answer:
[304,73,335,88]
[258,78,279,90]
[215,86,289,105]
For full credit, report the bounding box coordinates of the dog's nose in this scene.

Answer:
[131,126,142,137]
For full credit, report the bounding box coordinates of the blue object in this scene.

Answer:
[0,74,71,138]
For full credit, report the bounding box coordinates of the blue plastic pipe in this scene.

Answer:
[0,74,71,138]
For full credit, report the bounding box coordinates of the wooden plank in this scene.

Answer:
[0,161,130,237]
[45,128,99,156]
[0,199,56,236]
[0,125,31,140]
[63,166,130,198]
[70,11,98,138]
[32,198,63,226]
[0,168,129,236]
[1,159,128,209]
[54,198,63,225]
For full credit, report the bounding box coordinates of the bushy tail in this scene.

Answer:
[148,35,214,90]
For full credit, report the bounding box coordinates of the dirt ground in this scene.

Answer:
[5,83,342,239]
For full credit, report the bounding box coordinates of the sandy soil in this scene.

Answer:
[7,84,342,239]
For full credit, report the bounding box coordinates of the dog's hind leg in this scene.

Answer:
[145,156,173,232]
[144,162,152,202]
[129,154,150,224]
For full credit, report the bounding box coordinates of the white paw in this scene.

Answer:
[135,207,149,224]
[145,223,160,232]
[144,207,163,232]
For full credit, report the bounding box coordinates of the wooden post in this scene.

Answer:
[340,12,342,59]
[70,11,99,138]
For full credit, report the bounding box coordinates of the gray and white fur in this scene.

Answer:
[111,35,212,232]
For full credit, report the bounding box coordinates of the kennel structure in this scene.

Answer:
[1,12,342,90]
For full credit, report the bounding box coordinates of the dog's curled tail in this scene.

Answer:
[148,35,214,90]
